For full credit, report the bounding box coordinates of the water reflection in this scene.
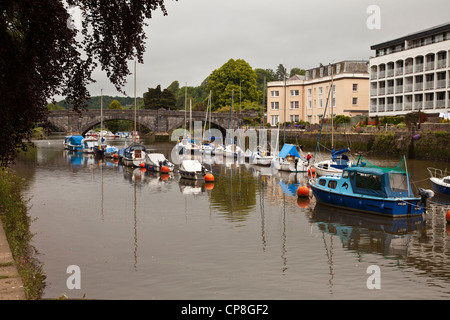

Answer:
[13,137,450,299]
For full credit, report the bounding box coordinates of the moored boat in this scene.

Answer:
[427,167,450,196]
[145,153,175,172]
[122,143,147,167]
[67,135,84,152]
[178,159,208,180]
[273,144,308,172]
[81,136,99,154]
[309,155,433,218]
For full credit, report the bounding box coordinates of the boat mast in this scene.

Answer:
[100,88,103,144]
[134,61,137,142]
[330,63,334,150]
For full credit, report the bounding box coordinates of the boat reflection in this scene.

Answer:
[310,203,424,257]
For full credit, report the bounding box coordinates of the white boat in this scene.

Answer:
[273,144,308,172]
[249,145,275,166]
[145,153,175,172]
[223,144,244,158]
[122,143,147,167]
[104,146,119,158]
[81,136,99,154]
[178,159,208,180]
[313,148,351,176]
[427,167,450,196]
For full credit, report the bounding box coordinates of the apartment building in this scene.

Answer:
[267,61,369,125]
[369,22,450,117]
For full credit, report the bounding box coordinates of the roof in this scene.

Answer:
[371,22,450,50]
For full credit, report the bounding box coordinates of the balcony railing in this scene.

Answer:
[405,65,413,74]
[404,84,413,92]
[386,104,394,112]
[379,71,385,79]
[396,68,404,76]
[378,104,386,112]
[437,79,446,89]
[387,69,394,77]
[415,83,423,91]
[425,61,435,71]
[379,88,385,95]
[437,59,447,69]
[424,101,434,109]
[387,86,394,94]
[436,100,446,109]
[425,81,434,90]
[396,86,403,94]
[415,64,423,72]
[414,102,422,110]
[404,102,412,111]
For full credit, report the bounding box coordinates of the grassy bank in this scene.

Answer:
[0,167,46,299]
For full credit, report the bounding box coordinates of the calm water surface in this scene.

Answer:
[13,136,450,299]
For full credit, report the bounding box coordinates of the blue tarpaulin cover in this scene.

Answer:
[278,144,301,159]
[69,135,84,145]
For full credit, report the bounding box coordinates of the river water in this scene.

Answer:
[12,136,450,300]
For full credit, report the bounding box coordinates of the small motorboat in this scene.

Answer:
[309,155,433,218]
[178,159,208,180]
[67,135,84,152]
[122,143,147,167]
[81,136,99,154]
[427,167,450,196]
[145,153,175,172]
[272,144,308,172]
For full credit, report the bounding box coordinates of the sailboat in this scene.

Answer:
[122,61,147,167]
[311,65,353,176]
[176,98,201,155]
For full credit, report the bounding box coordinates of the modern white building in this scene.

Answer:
[369,22,450,118]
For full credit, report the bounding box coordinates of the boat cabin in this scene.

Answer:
[317,166,414,199]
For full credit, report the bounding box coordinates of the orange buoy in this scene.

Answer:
[297,185,310,198]
[160,174,169,181]
[205,183,214,190]
[161,166,170,173]
[140,162,145,168]
[205,173,214,182]
[113,153,118,159]
[446,210,450,223]
[297,197,310,208]
[307,167,316,178]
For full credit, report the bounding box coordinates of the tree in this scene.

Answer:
[275,64,287,81]
[207,59,258,110]
[1,0,172,166]
[109,99,123,110]
[143,85,176,110]
[290,67,306,77]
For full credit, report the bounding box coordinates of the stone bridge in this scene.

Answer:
[46,109,257,136]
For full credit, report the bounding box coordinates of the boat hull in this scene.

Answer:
[430,177,450,196]
[310,183,423,218]
[179,170,206,180]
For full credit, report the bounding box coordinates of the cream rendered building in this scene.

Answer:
[267,61,370,125]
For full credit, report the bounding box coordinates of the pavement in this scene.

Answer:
[0,221,26,300]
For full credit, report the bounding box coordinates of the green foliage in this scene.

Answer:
[380,116,404,125]
[109,99,123,110]
[0,169,46,299]
[334,115,351,124]
[206,59,258,109]
[143,85,176,110]
[46,102,64,110]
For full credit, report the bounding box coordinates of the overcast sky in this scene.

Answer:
[85,0,450,99]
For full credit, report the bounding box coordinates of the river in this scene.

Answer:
[12,135,450,300]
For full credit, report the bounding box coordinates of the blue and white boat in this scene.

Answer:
[427,167,450,196]
[81,136,98,154]
[67,135,84,152]
[313,148,352,176]
[273,144,308,172]
[309,155,432,218]
[122,143,147,167]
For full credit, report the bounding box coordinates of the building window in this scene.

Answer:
[290,90,299,96]
[352,97,358,105]
[290,101,299,109]
[319,99,323,108]
[271,102,279,110]
[308,100,312,109]
[271,115,279,126]
[353,84,358,92]
[308,88,312,97]
[319,87,323,95]
[290,115,299,123]
[271,90,279,97]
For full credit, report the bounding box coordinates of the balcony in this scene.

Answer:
[436,99,446,109]
[437,59,447,69]
[424,101,434,109]
[415,63,423,72]
[386,103,394,112]
[404,84,413,93]
[425,81,434,90]
[425,61,435,71]
[395,68,404,76]
[404,102,412,111]
[415,82,423,91]
[437,79,446,89]
[379,71,385,79]
[413,102,422,110]
[386,86,394,95]
[395,86,403,94]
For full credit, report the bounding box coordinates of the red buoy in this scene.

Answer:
[205,173,214,182]
[161,166,169,173]
[307,167,316,178]
[297,185,310,198]
[446,210,450,223]
[297,198,310,208]
[140,162,145,168]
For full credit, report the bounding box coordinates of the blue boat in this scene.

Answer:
[427,167,450,196]
[67,135,84,152]
[309,155,432,218]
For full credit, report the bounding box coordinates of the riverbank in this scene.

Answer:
[0,167,46,299]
